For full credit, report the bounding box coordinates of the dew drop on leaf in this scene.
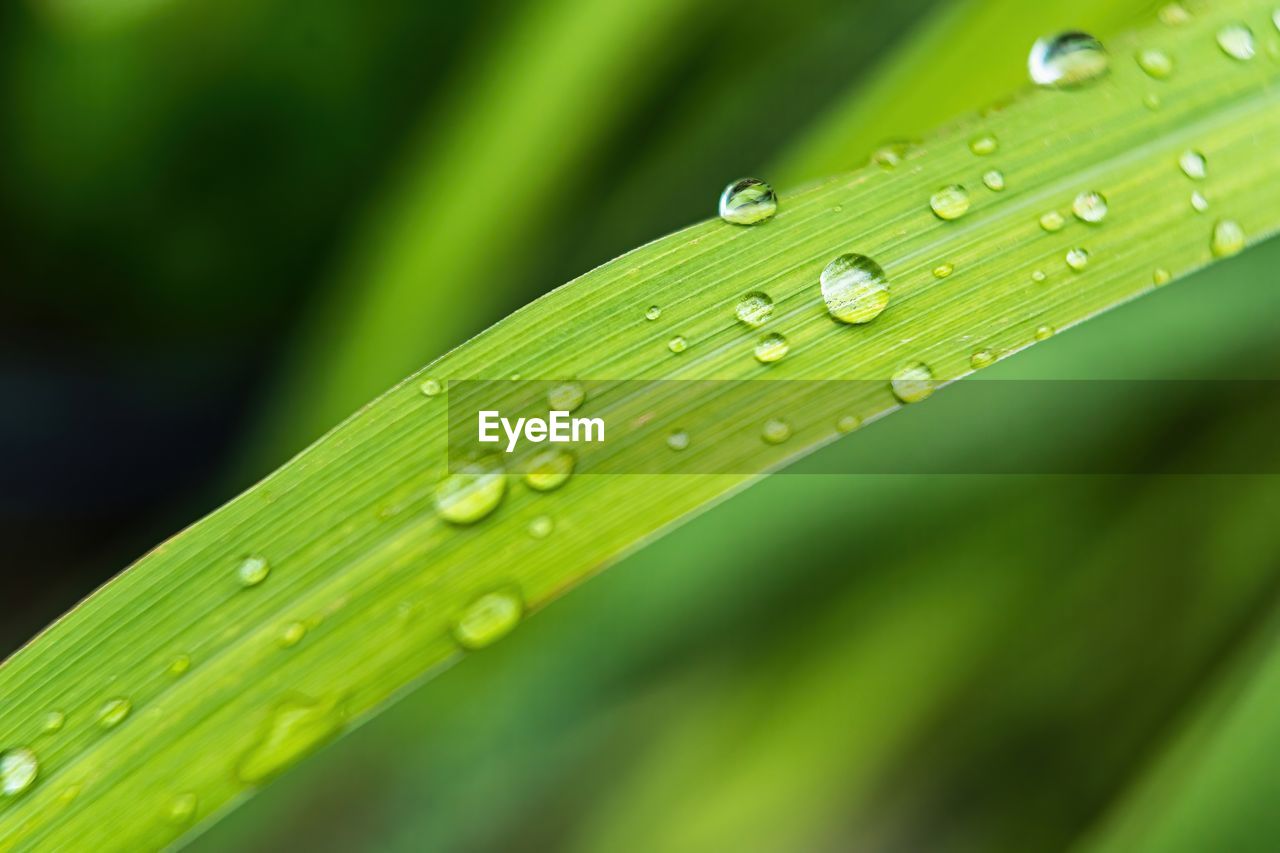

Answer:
[1212,219,1245,257]
[1032,270,1048,283]
[1216,24,1256,60]
[168,654,192,677]
[754,333,790,364]
[1036,324,1057,341]
[524,448,575,492]
[871,140,918,168]
[41,711,65,733]
[1136,48,1174,78]
[453,589,524,650]
[167,793,198,825]
[1191,191,1209,213]
[435,462,506,525]
[1154,267,1172,285]
[761,418,791,444]
[1066,248,1090,271]
[237,556,270,588]
[718,178,778,225]
[644,306,661,321]
[1159,2,1191,26]
[836,415,860,433]
[279,622,307,648]
[419,379,442,398]
[969,134,998,156]
[933,263,954,279]
[666,430,690,451]
[735,292,774,327]
[1,748,38,797]
[1072,191,1108,223]
[820,254,890,324]
[547,382,585,412]
[237,696,344,784]
[982,170,1006,192]
[1179,150,1207,180]
[971,350,996,369]
[1028,32,1109,87]
[97,698,132,729]
[528,515,554,539]
[930,184,971,220]
[667,335,687,354]
[1039,211,1065,232]
[891,363,935,404]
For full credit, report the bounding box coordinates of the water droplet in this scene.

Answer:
[644,305,661,321]
[970,350,996,369]
[97,698,132,729]
[528,515,553,539]
[1159,3,1191,26]
[820,254,890,324]
[1066,247,1090,271]
[237,695,344,784]
[1190,191,1209,213]
[168,792,198,825]
[1028,32,1110,88]
[1212,219,1245,257]
[1035,324,1056,341]
[547,382,584,412]
[735,292,774,327]
[1217,24,1256,60]
[969,134,998,156]
[237,556,270,588]
[719,177,777,225]
[453,589,523,650]
[1153,267,1172,285]
[891,363,935,404]
[666,430,690,451]
[1179,150,1207,180]
[982,170,1006,192]
[524,448,575,491]
[761,418,791,444]
[1039,211,1065,232]
[41,711,65,734]
[1274,8,1280,33]
[667,335,687,354]
[168,654,192,677]
[932,263,954,279]
[1,748,38,797]
[929,184,971,220]
[419,379,442,397]
[1032,269,1048,283]
[1072,191,1108,223]
[836,415,860,433]
[1144,92,1163,111]
[1136,48,1174,78]
[435,461,506,525]
[754,333,790,364]
[871,140,918,168]
[279,622,307,648]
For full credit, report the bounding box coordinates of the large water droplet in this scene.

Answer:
[1136,48,1174,78]
[754,333,790,364]
[1072,191,1108,223]
[435,461,506,525]
[667,335,687,354]
[761,418,791,444]
[1216,24,1256,60]
[1066,248,1090,271]
[820,254,890,324]
[1039,211,1065,232]
[1028,32,1110,88]
[97,698,132,729]
[167,793,198,825]
[1179,150,1207,180]
[930,185,971,220]
[547,382,585,412]
[969,134,998,156]
[1,748,38,797]
[719,178,778,225]
[453,589,523,650]
[524,448,575,492]
[237,696,344,784]
[735,292,774,327]
[982,170,1006,192]
[891,363,935,404]
[237,556,270,588]
[1211,219,1245,257]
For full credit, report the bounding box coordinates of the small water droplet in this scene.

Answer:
[435,461,506,525]
[1066,247,1090,271]
[970,350,996,369]
[1029,32,1110,87]
[969,134,998,156]
[644,305,661,321]
[667,335,687,354]
[735,292,774,327]
[1032,269,1048,283]
[891,363,935,404]
[453,589,523,650]
[719,177,777,225]
[1144,92,1163,111]
[1179,150,1207,180]
[524,448,575,491]
[836,415,860,433]
[1136,48,1174,78]
[97,698,132,729]
[57,784,81,804]
[1039,211,1065,232]
[982,170,1006,192]
[168,792,198,825]
[930,184,971,220]
[419,379,442,397]
[871,140,918,168]
[1217,24,1256,60]
[1211,219,1245,257]
[666,430,690,451]
[237,695,344,784]
[279,622,307,648]
[761,418,791,444]
[754,333,790,364]
[1035,324,1056,341]
[1153,267,1172,285]
[1,749,38,797]
[932,263,954,279]
[1190,191,1209,213]
[41,711,65,734]
[168,654,192,677]
[547,382,585,412]
[1072,191,1108,223]
[237,556,270,588]
[528,515,553,539]
[1159,2,1191,26]
[821,254,890,324]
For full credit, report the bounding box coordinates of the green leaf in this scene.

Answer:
[3,1,1280,848]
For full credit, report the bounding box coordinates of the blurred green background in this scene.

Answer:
[5,0,1280,849]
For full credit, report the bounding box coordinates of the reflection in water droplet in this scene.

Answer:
[528,515,553,539]
[168,793,198,825]
[735,292,774,327]
[435,462,506,525]
[279,622,307,648]
[547,382,585,412]
[1066,248,1090,271]
[645,306,661,321]
[719,178,778,225]
[1,748,38,797]
[454,589,524,650]
[1039,211,1065,232]
[666,430,690,451]
[930,185,971,220]
[1136,48,1174,78]
[1072,191,1108,223]
[419,379,442,397]
[836,415,860,433]
[1153,267,1172,285]
[891,363,936,404]
[1211,219,1245,257]
[1216,24,1256,60]
[1028,32,1110,87]
[971,350,996,369]
[1036,324,1056,341]
[970,134,998,156]
[237,556,270,588]
[667,336,687,354]
[1179,150,1207,180]
[821,254,890,324]
[1190,191,1209,213]
[982,170,1006,192]
[42,711,65,734]
[524,448,575,492]
[761,419,791,444]
[97,698,132,729]
[754,333,790,364]
[237,696,344,784]
[932,263,954,279]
